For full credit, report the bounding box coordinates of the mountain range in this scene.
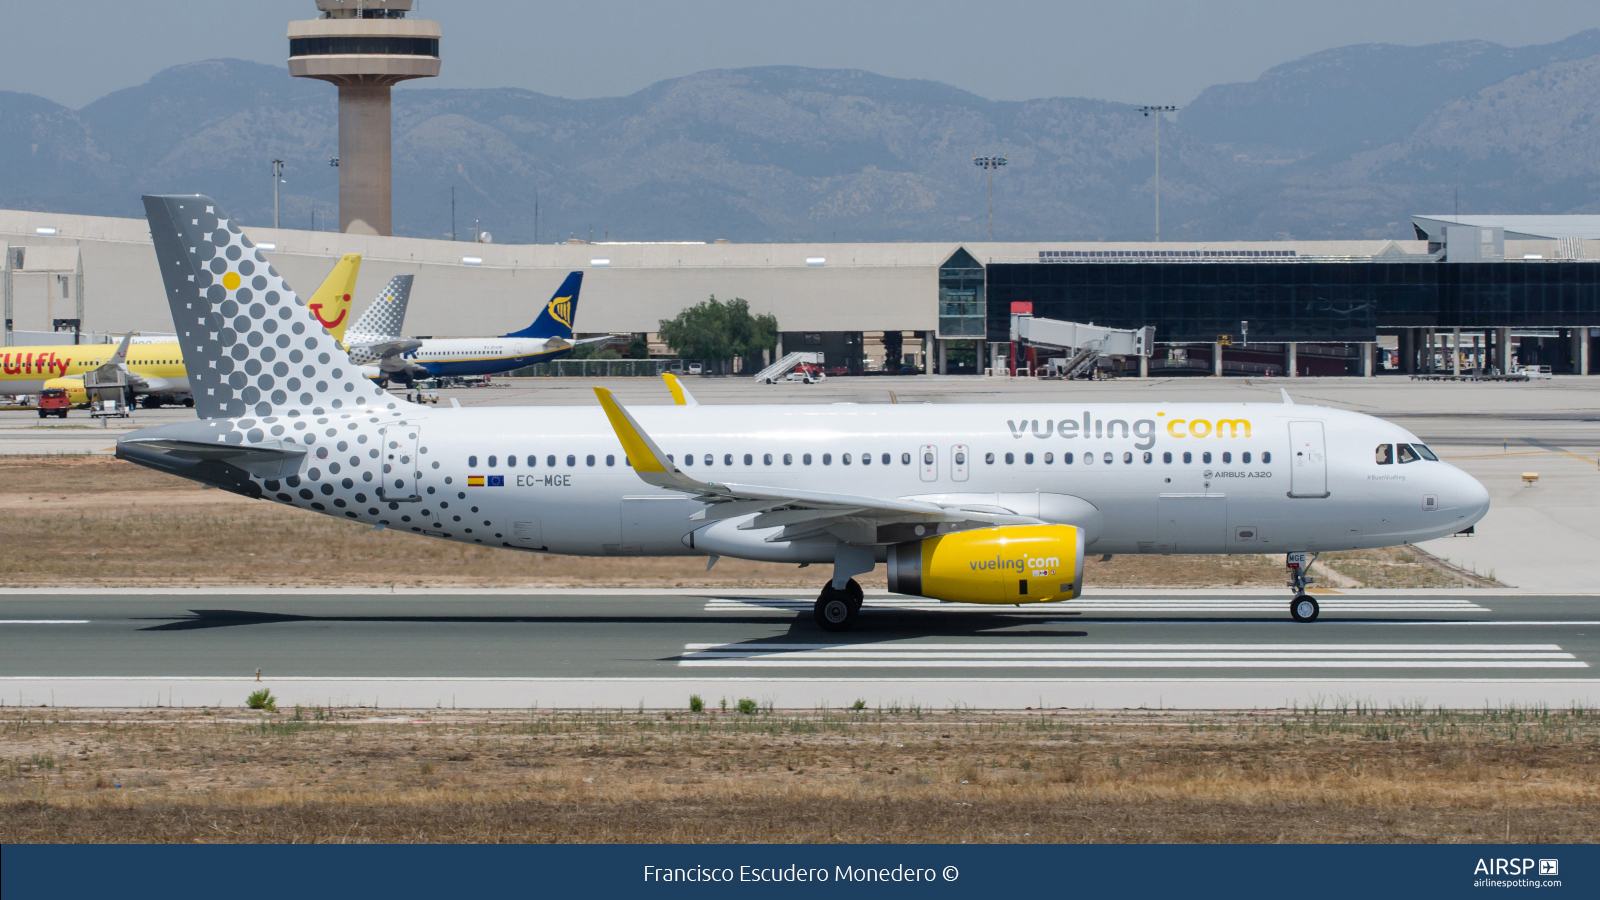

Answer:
[3,28,1599,244]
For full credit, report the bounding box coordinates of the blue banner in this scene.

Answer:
[3,843,1593,899]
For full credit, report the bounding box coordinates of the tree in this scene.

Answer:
[658,295,777,363]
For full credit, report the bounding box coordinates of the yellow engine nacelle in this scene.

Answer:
[42,376,88,406]
[886,524,1085,604]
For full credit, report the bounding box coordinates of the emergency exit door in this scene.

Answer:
[379,425,421,502]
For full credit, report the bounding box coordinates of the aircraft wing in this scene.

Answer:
[349,338,422,358]
[593,388,1036,543]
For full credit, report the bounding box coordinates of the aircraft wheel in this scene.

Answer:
[843,577,864,612]
[1290,594,1320,623]
[814,584,859,632]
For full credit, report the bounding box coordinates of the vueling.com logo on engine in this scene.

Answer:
[971,555,1060,575]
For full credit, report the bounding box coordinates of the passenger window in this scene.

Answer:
[1064,452,1074,464]
[923,451,934,465]
[566,454,576,467]
[488,455,497,468]
[1084,452,1094,465]
[1221,452,1231,464]
[785,454,794,465]
[586,454,596,466]
[683,454,694,466]
[985,452,995,464]
[881,453,891,465]
[1375,444,1394,465]
[1143,452,1153,463]
[902,453,912,465]
[763,453,772,465]
[547,455,556,467]
[606,455,615,466]
[507,455,517,467]
[1024,452,1034,464]
[1397,444,1420,464]
[744,454,753,465]
[1103,452,1113,464]
[1414,444,1438,461]
[823,453,833,465]
[1122,452,1132,464]
[861,453,871,465]
[527,455,537,467]
[704,454,713,466]
[1202,452,1212,464]
[468,455,478,468]
[1162,452,1172,463]
[1044,452,1054,464]
[723,454,732,466]
[1183,452,1192,464]
[803,454,812,465]
[1262,451,1272,463]
[1005,453,1014,464]
[1242,452,1252,464]
[842,453,852,465]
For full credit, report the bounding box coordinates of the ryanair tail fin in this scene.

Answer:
[348,274,413,341]
[307,254,361,344]
[503,271,582,340]
[141,194,399,419]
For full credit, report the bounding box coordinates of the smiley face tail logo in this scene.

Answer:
[310,297,349,330]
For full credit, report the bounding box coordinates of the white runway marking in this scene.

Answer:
[703,597,1487,614]
[0,620,89,625]
[678,641,1584,669]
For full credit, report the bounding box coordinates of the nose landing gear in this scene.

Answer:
[1286,551,1321,623]
[814,579,865,632]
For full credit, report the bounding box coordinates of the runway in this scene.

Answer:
[2,590,1597,710]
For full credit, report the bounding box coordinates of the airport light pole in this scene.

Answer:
[974,156,1007,242]
[271,159,286,229]
[1139,105,1176,241]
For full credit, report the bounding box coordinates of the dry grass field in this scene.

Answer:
[1,706,1595,843]
[0,456,1480,589]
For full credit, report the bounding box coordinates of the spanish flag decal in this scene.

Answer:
[467,476,486,486]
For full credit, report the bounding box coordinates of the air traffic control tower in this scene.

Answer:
[288,0,439,236]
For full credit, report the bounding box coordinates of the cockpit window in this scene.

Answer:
[1375,444,1393,465]
[1397,444,1421,464]
[1413,444,1438,461]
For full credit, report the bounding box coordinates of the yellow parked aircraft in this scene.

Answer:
[1,255,361,409]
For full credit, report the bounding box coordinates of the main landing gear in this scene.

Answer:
[1286,551,1320,623]
[814,579,864,632]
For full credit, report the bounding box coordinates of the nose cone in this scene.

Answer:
[1453,467,1491,529]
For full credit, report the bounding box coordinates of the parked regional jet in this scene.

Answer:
[118,196,1490,630]
[345,271,610,385]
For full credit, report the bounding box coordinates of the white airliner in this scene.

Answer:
[119,195,1490,630]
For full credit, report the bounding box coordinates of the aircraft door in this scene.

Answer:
[950,444,970,482]
[378,425,421,502]
[1287,421,1329,498]
[919,444,938,482]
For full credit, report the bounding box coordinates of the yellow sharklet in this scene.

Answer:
[594,387,670,473]
[662,372,698,406]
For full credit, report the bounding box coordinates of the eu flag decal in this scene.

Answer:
[486,475,505,487]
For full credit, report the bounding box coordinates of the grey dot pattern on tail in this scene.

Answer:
[163,197,394,420]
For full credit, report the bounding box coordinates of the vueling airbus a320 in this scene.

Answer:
[119,195,1490,630]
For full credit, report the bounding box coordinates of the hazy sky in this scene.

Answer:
[6,0,1600,109]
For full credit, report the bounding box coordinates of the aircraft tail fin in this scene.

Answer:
[141,194,400,419]
[504,271,582,339]
[109,331,134,366]
[348,274,413,341]
[307,254,360,344]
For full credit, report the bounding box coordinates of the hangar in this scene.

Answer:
[3,208,1596,377]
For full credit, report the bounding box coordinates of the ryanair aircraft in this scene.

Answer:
[347,271,611,385]
[118,195,1490,631]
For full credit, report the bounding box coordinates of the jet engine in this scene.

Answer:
[886,524,1084,604]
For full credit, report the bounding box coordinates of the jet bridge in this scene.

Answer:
[1010,314,1154,378]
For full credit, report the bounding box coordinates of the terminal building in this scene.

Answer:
[2,208,1596,377]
